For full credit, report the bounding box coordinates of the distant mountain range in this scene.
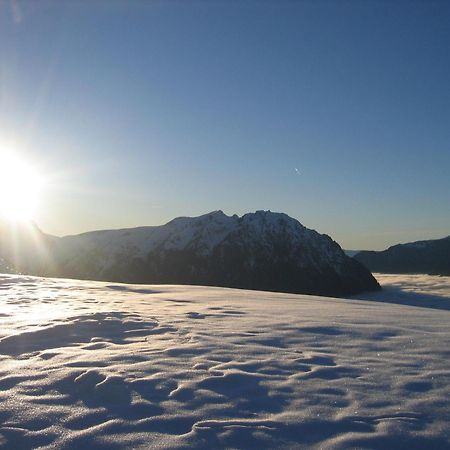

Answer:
[354,236,450,275]
[0,211,380,297]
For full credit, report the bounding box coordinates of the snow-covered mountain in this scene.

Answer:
[355,235,450,275]
[0,211,380,296]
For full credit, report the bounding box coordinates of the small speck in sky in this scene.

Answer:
[9,0,23,24]
[294,168,300,175]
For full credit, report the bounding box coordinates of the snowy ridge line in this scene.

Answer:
[0,210,380,297]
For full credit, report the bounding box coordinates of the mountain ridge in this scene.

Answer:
[0,210,380,297]
[355,235,450,275]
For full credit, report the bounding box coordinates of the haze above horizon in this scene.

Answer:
[0,1,449,250]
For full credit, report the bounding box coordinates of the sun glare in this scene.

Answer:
[0,153,44,221]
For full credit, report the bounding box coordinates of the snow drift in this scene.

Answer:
[0,273,449,449]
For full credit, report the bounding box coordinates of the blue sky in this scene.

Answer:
[0,1,449,250]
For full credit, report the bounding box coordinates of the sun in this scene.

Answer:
[0,153,44,221]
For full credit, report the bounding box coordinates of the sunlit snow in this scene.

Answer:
[0,273,449,449]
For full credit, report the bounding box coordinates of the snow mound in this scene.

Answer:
[0,273,449,449]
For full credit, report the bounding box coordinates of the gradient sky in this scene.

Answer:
[0,1,449,250]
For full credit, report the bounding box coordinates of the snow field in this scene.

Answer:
[0,273,449,449]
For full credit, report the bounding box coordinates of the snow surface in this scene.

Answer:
[0,273,449,449]
[353,273,450,311]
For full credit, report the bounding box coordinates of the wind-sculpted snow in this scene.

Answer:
[353,273,450,310]
[0,274,449,449]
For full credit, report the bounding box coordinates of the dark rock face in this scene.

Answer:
[354,236,450,276]
[0,211,380,297]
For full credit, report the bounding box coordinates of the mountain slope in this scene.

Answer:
[0,211,380,296]
[0,219,57,275]
[355,236,450,275]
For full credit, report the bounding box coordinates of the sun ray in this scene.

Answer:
[0,152,44,221]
